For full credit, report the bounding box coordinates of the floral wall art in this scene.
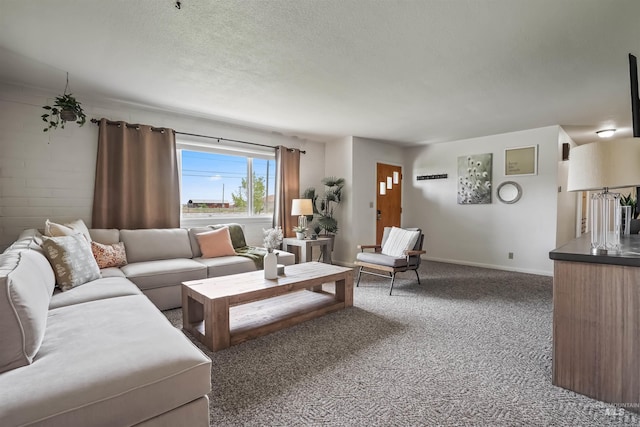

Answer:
[457,153,492,204]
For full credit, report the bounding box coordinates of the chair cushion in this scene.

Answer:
[356,251,408,268]
[381,227,420,257]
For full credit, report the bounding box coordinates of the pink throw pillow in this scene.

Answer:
[196,227,236,258]
[91,241,128,269]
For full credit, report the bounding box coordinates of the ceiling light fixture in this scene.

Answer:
[596,129,616,138]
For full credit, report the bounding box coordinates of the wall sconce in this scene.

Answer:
[379,182,386,195]
[393,171,399,184]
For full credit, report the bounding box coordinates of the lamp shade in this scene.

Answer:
[567,138,640,192]
[291,199,313,216]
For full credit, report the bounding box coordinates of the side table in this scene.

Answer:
[282,237,332,264]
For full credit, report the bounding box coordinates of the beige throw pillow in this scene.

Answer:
[196,227,237,258]
[41,234,101,291]
[44,219,92,242]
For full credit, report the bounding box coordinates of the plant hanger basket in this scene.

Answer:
[42,72,86,132]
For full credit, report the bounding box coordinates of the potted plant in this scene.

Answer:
[42,93,87,132]
[311,225,321,240]
[621,193,640,234]
[302,176,345,237]
[292,225,307,240]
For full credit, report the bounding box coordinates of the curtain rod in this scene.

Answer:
[90,118,306,154]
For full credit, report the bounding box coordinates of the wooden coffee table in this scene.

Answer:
[181,262,353,351]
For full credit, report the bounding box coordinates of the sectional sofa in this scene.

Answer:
[0,224,294,426]
[86,225,295,310]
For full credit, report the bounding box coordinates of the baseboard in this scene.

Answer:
[423,256,553,277]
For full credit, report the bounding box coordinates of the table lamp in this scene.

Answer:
[567,138,640,255]
[291,199,313,234]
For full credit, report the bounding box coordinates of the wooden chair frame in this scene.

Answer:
[354,234,425,295]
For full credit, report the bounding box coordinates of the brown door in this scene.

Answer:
[376,163,402,244]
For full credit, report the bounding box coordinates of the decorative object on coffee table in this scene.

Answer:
[263,227,283,279]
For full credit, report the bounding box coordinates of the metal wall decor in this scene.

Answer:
[496,181,522,204]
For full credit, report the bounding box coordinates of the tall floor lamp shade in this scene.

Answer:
[567,138,640,254]
[291,199,313,231]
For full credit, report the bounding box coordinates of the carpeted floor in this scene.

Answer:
[163,261,639,426]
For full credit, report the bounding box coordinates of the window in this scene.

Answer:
[178,147,275,219]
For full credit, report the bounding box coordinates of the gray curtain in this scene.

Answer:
[92,119,180,229]
[273,146,301,237]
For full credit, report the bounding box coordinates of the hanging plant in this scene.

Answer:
[41,73,86,132]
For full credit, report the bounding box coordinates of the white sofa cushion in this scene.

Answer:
[89,228,121,245]
[0,295,211,426]
[120,228,193,263]
[194,255,258,277]
[0,250,55,373]
[187,227,213,258]
[49,277,142,310]
[120,258,206,291]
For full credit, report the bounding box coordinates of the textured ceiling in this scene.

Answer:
[1,0,640,145]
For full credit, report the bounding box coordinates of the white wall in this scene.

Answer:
[404,126,561,276]
[321,136,406,266]
[0,82,326,250]
[556,127,578,246]
[323,137,353,264]
[350,137,405,261]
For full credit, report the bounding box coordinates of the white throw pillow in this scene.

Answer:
[381,227,420,257]
[44,219,92,242]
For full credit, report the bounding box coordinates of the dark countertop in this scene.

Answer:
[549,233,640,267]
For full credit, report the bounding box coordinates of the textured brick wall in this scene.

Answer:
[0,83,325,252]
[0,84,96,250]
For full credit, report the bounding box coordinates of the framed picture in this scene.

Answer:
[457,153,492,204]
[505,145,537,176]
